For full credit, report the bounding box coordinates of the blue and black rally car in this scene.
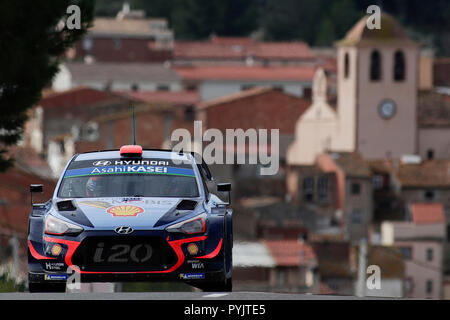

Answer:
[28,145,232,292]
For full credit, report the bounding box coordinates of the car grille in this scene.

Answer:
[71,236,178,272]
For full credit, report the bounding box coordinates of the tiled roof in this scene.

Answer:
[175,66,316,81]
[40,86,121,109]
[397,160,450,188]
[434,58,450,86]
[356,246,404,279]
[312,241,353,278]
[337,12,417,46]
[113,90,199,106]
[418,90,450,128]
[89,17,171,38]
[174,39,315,60]
[65,62,181,83]
[327,152,372,177]
[410,203,445,224]
[264,240,316,267]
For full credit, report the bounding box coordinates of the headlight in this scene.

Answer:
[166,213,206,235]
[45,215,84,236]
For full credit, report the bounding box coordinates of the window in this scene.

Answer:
[427,149,434,160]
[82,37,93,51]
[318,176,328,201]
[113,38,122,50]
[426,248,434,262]
[157,84,169,91]
[404,278,413,294]
[277,269,286,286]
[424,189,435,201]
[370,50,382,81]
[351,209,363,224]
[303,177,314,202]
[344,53,350,79]
[426,280,433,294]
[58,171,200,198]
[399,247,412,260]
[372,175,384,190]
[131,83,139,91]
[241,84,256,91]
[351,182,361,195]
[393,50,406,81]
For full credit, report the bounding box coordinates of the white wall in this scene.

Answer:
[364,279,404,298]
[199,80,308,101]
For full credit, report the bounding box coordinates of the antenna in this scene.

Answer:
[131,103,136,145]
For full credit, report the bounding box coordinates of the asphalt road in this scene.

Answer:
[0,291,385,300]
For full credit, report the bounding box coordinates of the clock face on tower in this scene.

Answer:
[379,99,396,119]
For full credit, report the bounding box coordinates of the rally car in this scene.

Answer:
[27,145,232,292]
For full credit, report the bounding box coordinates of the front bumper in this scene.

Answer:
[28,229,225,284]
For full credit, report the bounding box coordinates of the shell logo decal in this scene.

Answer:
[106,205,144,217]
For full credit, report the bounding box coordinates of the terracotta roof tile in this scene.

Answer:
[40,86,119,109]
[410,203,445,224]
[418,90,450,128]
[113,90,199,106]
[397,160,450,188]
[174,39,314,60]
[337,12,416,47]
[328,152,372,177]
[264,240,316,267]
[90,17,171,38]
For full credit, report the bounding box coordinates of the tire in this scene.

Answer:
[29,282,66,293]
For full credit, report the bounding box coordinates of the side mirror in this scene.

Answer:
[217,183,231,192]
[217,183,231,205]
[30,184,44,206]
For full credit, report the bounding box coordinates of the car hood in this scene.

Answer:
[54,197,199,230]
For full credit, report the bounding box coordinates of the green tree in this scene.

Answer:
[0,0,94,171]
[315,0,362,46]
[171,0,259,39]
[261,0,329,43]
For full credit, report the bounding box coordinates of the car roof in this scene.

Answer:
[74,149,194,162]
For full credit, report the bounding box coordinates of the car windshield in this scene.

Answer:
[57,158,200,198]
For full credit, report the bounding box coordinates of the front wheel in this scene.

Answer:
[29,282,66,293]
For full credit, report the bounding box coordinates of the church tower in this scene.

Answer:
[335,13,419,159]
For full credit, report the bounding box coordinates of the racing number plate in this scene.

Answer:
[93,242,153,264]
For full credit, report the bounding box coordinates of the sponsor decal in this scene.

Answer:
[187,243,199,255]
[107,205,144,217]
[179,273,205,280]
[44,274,68,281]
[93,160,112,166]
[122,197,144,203]
[78,201,112,209]
[113,160,170,166]
[44,262,65,271]
[187,260,204,269]
[51,244,62,256]
[64,165,195,178]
